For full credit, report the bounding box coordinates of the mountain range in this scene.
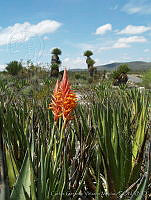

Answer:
[96,61,151,71]
[70,61,151,71]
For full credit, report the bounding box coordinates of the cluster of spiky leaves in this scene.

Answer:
[0,79,151,200]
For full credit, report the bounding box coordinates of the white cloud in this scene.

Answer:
[62,57,86,69]
[118,25,151,35]
[113,42,130,49]
[96,36,147,52]
[124,6,142,14]
[62,56,101,69]
[95,24,112,35]
[113,36,147,48]
[144,49,150,52]
[0,20,62,46]
[0,64,6,71]
[118,36,146,43]
[61,57,101,70]
[122,0,151,15]
[78,35,147,55]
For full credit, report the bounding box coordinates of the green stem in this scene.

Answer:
[53,119,67,175]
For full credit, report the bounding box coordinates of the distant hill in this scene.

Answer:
[69,61,151,72]
[69,68,87,72]
[96,61,151,71]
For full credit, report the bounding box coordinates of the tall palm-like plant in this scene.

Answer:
[51,48,62,77]
[51,48,62,65]
[83,50,93,58]
[50,63,59,77]
[87,59,95,77]
[83,50,94,76]
[84,50,93,67]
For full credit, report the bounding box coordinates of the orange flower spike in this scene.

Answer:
[49,68,77,121]
[60,69,77,121]
[54,80,60,94]
[49,80,63,121]
[60,68,70,96]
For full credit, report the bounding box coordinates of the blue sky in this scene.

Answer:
[0,0,151,70]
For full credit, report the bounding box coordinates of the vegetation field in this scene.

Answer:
[0,61,151,200]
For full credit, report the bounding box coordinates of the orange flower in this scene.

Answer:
[48,69,77,121]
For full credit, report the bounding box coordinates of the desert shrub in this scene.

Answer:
[142,69,151,88]
[111,64,130,85]
[111,70,121,79]
[6,61,23,76]
[88,77,93,83]
[75,73,87,80]
[75,73,81,79]
[118,64,130,74]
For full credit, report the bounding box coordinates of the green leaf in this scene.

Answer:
[6,147,19,187]
[10,151,31,200]
[130,142,151,200]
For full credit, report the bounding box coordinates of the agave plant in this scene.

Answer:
[0,70,150,200]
